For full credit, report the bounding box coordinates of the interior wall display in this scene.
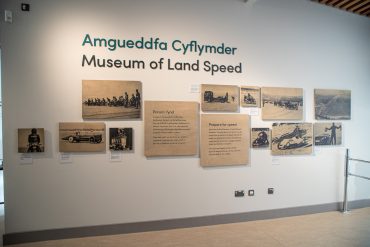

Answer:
[144,101,199,156]
[82,80,142,119]
[271,123,313,155]
[314,122,342,146]
[261,87,303,120]
[59,122,106,152]
[240,86,260,108]
[251,128,270,148]
[314,89,351,120]
[200,114,250,166]
[18,128,45,153]
[109,128,133,151]
[201,84,239,112]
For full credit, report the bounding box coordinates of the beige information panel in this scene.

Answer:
[59,122,106,152]
[144,101,199,157]
[200,114,250,167]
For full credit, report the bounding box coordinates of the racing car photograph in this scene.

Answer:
[314,122,342,146]
[240,86,260,108]
[59,122,106,152]
[271,123,313,155]
[201,84,239,112]
[251,128,270,148]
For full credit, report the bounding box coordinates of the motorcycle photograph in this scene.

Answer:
[252,131,269,148]
[27,142,43,152]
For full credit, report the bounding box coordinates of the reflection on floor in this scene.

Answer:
[1,205,4,247]
[0,168,5,247]
[5,207,370,247]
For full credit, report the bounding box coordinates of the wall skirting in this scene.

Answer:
[3,199,370,245]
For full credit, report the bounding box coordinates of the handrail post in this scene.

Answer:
[342,148,349,213]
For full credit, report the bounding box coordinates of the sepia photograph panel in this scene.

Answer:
[314,122,342,146]
[59,122,106,152]
[261,87,303,120]
[271,123,313,155]
[314,89,351,120]
[109,128,133,151]
[240,86,260,108]
[18,128,45,153]
[251,128,270,149]
[201,84,239,112]
[82,80,142,119]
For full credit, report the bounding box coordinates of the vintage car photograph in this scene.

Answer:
[59,122,106,152]
[61,133,102,144]
[315,134,331,145]
[261,87,303,120]
[201,84,239,112]
[277,136,308,150]
[240,86,260,107]
[314,122,342,146]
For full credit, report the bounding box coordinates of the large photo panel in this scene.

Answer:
[261,87,303,120]
[200,114,250,167]
[82,80,142,119]
[144,101,199,157]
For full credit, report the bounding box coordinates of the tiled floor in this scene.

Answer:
[4,207,370,247]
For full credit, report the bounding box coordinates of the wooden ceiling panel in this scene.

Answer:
[335,0,353,9]
[354,4,370,13]
[337,0,353,8]
[346,0,366,12]
[312,0,370,18]
[361,8,370,15]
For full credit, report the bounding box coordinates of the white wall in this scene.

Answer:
[0,0,369,233]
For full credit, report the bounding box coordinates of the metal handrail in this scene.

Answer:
[349,158,370,164]
[342,148,370,213]
[348,173,370,181]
